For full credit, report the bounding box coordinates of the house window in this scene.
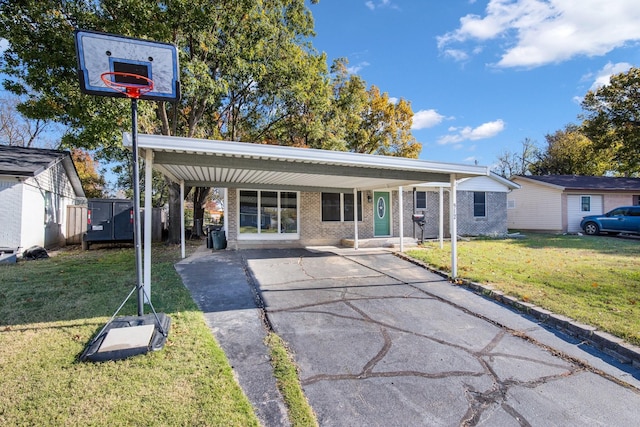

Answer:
[633,195,640,206]
[322,192,363,222]
[415,191,427,210]
[239,190,298,234]
[581,196,591,212]
[473,192,486,217]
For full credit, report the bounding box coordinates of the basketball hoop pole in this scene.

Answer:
[130,97,144,316]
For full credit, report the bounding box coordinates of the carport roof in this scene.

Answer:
[127,134,491,192]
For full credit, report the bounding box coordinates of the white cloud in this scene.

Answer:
[443,49,469,62]
[412,109,446,130]
[438,119,505,145]
[438,0,640,68]
[365,0,398,11]
[346,61,370,74]
[587,62,633,91]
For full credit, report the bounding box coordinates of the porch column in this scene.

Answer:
[223,188,228,238]
[353,188,359,250]
[439,186,444,249]
[450,174,458,278]
[398,186,404,252]
[180,180,185,259]
[143,149,153,303]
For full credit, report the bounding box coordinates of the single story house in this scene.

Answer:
[507,175,640,233]
[126,133,516,297]
[0,145,86,251]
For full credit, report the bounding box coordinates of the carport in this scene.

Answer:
[125,133,491,298]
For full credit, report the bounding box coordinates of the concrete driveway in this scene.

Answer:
[177,246,640,426]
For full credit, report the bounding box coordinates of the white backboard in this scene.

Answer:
[75,30,180,102]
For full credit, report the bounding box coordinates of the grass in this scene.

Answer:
[0,242,259,426]
[266,333,318,427]
[406,234,640,346]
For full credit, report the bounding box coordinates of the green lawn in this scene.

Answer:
[406,234,640,346]
[0,243,259,426]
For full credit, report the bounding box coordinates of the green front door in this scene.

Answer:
[374,191,390,236]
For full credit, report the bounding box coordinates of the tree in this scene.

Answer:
[492,138,540,178]
[0,97,50,147]
[0,0,325,242]
[329,58,421,158]
[581,67,640,176]
[0,0,423,244]
[529,125,611,176]
[71,149,105,198]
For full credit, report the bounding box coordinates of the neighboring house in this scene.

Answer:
[0,146,86,251]
[507,175,640,233]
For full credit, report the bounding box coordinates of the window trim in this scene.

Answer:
[237,189,300,240]
[415,191,427,211]
[473,191,486,218]
[580,195,591,212]
[321,192,363,222]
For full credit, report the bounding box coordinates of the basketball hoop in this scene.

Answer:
[101,71,154,99]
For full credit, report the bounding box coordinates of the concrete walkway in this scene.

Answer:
[177,246,640,426]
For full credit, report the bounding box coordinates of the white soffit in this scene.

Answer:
[125,133,490,192]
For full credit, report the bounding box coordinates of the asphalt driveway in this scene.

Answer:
[177,246,640,426]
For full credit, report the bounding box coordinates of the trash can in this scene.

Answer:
[206,230,213,249]
[212,229,227,250]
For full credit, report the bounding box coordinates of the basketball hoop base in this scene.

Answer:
[80,313,171,362]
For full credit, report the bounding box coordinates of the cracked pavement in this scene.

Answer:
[178,246,640,426]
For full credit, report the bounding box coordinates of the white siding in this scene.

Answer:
[567,195,603,233]
[0,178,24,248]
[457,176,511,192]
[20,178,46,249]
[507,178,563,231]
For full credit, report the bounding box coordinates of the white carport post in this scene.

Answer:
[450,174,458,278]
[398,186,404,252]
[143,149,153,303]
[439,186,444,249]
[353,188,359,250]
[180,180,185,259]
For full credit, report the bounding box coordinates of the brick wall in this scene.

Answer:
[225,188,508,248]
[402,189,507,238]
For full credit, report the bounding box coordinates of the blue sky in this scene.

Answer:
[307,0,640,167]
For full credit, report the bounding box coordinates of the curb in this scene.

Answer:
[395,252,640,369]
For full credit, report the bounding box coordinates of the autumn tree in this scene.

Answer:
[71,149,105,198]
[0,0,325,242]
[581,67,640,176]
[329,58,420,158]
[1,0,424,243]
[529,125,611,176]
